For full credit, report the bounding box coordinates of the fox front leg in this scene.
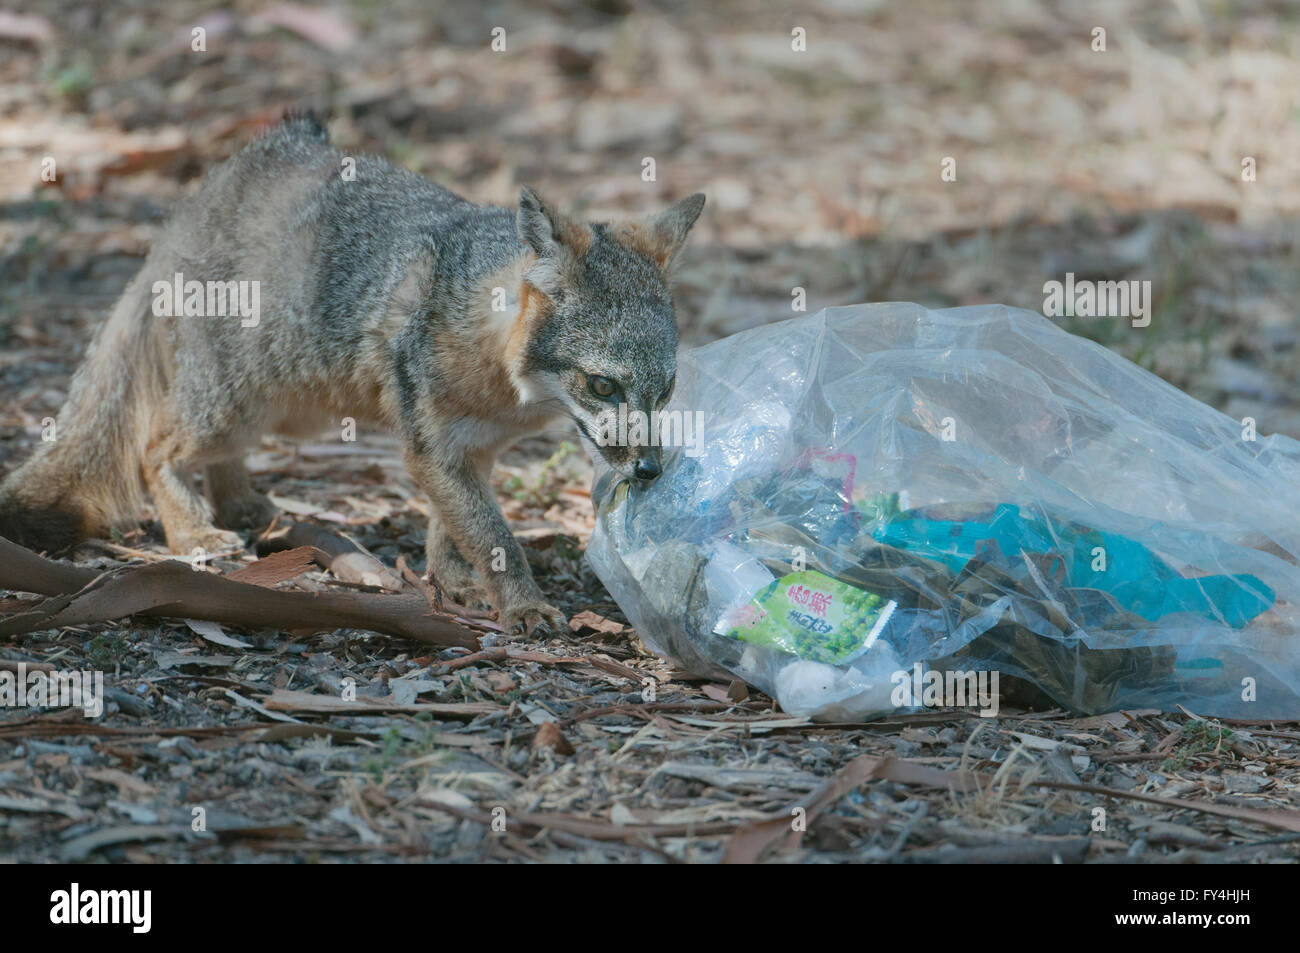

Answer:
[424,507,492,609]
[405,448,566,637]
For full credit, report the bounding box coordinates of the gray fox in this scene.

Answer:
[0,114,704,635]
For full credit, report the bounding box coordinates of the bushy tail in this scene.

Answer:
[0,271,164,552]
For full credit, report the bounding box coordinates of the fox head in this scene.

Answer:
[508,187,705,482]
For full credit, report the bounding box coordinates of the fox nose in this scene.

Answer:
[633,457,662,481]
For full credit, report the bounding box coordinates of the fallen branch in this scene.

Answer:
[0,535,480,648]
[0,537,98,596]
[275,522,405,591]
[226,546,319,587]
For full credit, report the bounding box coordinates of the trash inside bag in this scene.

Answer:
[586,303,1300,721]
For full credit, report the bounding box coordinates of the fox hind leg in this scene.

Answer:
[206,459,277,532]
[142,420,243,555]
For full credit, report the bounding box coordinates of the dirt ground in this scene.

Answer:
[2,0,1300,863]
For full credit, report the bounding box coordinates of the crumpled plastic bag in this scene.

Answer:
[586,303,1300,720]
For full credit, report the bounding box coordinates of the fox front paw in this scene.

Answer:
[500,601,567,638]
[442,579,493,610]
[170,527,246,557]
[215,493,278,532]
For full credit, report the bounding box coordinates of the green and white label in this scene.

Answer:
[717,569,896,665]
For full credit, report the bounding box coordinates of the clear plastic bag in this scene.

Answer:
[586,303,1300,720]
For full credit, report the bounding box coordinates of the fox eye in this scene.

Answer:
[588,375,617,399]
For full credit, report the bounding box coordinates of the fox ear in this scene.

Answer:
[517,187,590,298]
[517,186,563,259]
[653,193,706,250]
[616,193,706,274]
